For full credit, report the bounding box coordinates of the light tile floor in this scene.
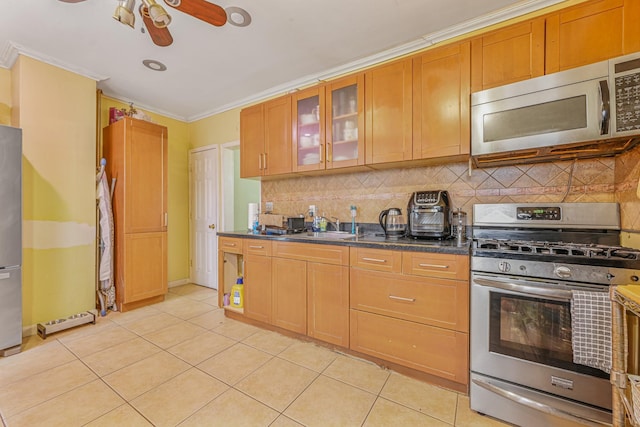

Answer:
[0,284,510,427]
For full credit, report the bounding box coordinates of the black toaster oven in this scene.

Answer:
[407,190,452,239]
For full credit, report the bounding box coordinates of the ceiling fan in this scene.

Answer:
[59,0,251,47]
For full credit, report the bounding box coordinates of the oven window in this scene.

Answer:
[489,291,607,378]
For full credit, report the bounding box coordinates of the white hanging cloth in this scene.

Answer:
[96,167,116,311]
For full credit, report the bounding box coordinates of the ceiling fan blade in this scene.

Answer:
[163,0,227,27]
[140,5,174,47]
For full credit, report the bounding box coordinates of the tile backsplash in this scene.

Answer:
[262,145,640,231]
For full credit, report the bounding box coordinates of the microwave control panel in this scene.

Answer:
[613,55,640,133]
[516,206,561,221]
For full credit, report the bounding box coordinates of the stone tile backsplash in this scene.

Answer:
[261,145,640,231]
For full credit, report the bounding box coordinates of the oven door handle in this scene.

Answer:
[472,378,609,427]
[473,277,573,301]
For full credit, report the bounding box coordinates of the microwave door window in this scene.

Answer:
[483,96,587,143]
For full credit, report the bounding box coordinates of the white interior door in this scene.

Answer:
[189,147,219,288]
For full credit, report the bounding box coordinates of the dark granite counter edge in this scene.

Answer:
[218,231,471,255]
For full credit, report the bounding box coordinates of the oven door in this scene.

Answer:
[470,272,611,411]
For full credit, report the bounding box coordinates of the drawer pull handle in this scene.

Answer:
[362,257,387,263]
[249,245,264,249]
[388,295,416,303]
[224,243,237,247]
[418,263,449,269]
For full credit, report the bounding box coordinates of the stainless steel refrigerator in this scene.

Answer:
[0,124,22,355]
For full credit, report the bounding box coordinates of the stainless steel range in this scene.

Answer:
[470,203,640,427]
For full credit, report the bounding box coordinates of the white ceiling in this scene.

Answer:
[0,0,564,122]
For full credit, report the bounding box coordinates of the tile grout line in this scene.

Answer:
[56,336,158,426]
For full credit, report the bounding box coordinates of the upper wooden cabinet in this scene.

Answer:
[325,74,365,169]
[365,58,413,164]
[470,17,545,92]
[545,0,640,73]
[293,86,325,172]
[240,95,292,178]
[413,41,471,160]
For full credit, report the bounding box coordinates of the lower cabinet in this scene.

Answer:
[120,232,168,310]
[272,257,307,333]
[244,253,272,323]
[272,242,350,345]
[349,247,469,387]
[350,310,468,384]
[218,236,469,389]
[307,262,349,347]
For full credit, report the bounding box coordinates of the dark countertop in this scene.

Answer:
[218,230,470,255]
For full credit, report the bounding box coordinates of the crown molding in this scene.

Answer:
[0,41,109,81]
[99,91,187,122]
[187,0,565,123]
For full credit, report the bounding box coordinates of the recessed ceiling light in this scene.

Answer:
[225,7,251,27]
[142,59,167,71]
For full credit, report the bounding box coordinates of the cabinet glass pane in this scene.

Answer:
[331,84,358,162]
[297,95,321,167]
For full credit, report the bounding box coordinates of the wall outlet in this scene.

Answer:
[265,201,274,212]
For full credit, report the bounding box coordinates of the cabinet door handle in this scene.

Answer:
[418,263,449,269]
[326,142,332,162]
[389,295,416,303]
[248,245,264,249]
[320,143,324,164]
[263,153,267,170]
[164,213,168,227]
[258,153,262,170]
[224,243,237,247]
[362,257,387,263]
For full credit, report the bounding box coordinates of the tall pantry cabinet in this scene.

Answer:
[103,117,168,312]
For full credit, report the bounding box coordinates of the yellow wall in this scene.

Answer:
[0,67,10,125]
[12,56,97,326]
[189,108,240,149]
[99,97,190,283]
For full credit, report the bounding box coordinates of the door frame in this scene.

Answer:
[220,140,238,233]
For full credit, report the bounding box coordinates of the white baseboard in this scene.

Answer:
[168,278,190,288]
[22,324,37,338]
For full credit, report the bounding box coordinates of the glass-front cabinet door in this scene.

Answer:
[293,87,325,172]
[325,74,365,169]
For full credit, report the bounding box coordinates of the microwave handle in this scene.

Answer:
[599,79,610,135]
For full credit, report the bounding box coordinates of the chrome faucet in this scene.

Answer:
[319,216,340,231]
[331,216,340,231]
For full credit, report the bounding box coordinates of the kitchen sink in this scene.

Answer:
[298,231,357,240]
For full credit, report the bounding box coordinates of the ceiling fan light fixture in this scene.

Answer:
[142,59,167,71]
[142,0,171,28]
[225,7,251,27]
[113,0,136,28]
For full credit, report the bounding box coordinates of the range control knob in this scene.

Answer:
[498,261,511,272]
[555,265,572,279]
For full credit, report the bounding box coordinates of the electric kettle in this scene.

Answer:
[379,208,406,237]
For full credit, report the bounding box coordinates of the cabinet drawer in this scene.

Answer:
[350,268,468,332]
[350,247,402,273]
[218,237,243,254]
[402,252,469,280]
[273,241,349,265]
[350,310,468,385]
[244,240,272,256]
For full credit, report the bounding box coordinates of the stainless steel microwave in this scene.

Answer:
[471,52,640,167]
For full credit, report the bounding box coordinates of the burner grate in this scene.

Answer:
[475,239,640,261]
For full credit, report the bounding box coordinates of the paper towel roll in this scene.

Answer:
[248,203,259,230]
